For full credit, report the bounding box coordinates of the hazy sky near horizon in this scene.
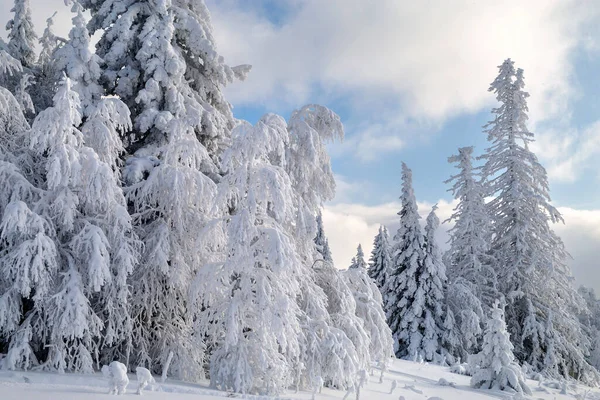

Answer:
[2,0,600,291]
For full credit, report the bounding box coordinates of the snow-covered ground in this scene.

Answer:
[2,359,599,400]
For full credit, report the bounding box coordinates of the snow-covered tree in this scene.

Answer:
[480,59,593,381]
[469,302,531,395]
[343,254,393,367]
[368,225,391,293]
[420,206,448,361]
[79,0,243,378]
[81,0,248,156]
[193,115,302,394]
[5,0,37,68]
[282,104,364,390]
[32,12,63,113]
[54,1,103,117]
[442,146,492,360]
[385,163,425,359]
[445,146,496,307]
[25,77,137,371]
[385,164,446,362]
[0,85,51,369]
[56,1,130,175]
[194,105,351,393]
[349,244,367,270]
[314,210,333,263]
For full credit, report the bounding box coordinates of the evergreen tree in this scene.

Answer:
[443,146,491,360]
[81,0,248,156]
[481,59,594,381]
[445,146,496,307]
[80,0,244,378]
[194,115,302,394]
[469,301,531,395]
[344,250,393,367]
[314,210,333,263]
[368,225,392,293]
[32,12,63,113]
[385,164,446,362]
[2,77,137,372]
[420,206,448,361]
[349,244,367,269]
[0,82,51,368]
[5,0,37,68]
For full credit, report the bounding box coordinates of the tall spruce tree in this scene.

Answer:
[481,59,595,382]
[80,0,247,378]
[442,146,491,359]
[385,164,445,361]
[368,225,392,293]
[5,0,37,69]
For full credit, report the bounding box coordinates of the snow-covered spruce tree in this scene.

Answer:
[55,1,130,175]
[5,0,37,69]
[81,0,249,157]
[313,244,370,389]
[1,0,36,118]
[314,209,333,263]
[0,78,54,368]
[481,59,594,381]
[385,164,446,362]
[53,1,139,365]
[442,146,493,360]
[469,302,531,395]
[349,244,367,270]
[445,146,496,307]
[368,225,392,293]
[193,115,302,394]
[385,163,425,359]
[79,0,247,378]
[343,246,393,368]
[283,105,369,390]
[31,12,63,113]
[18,77,137,372]
[420,206,448,361]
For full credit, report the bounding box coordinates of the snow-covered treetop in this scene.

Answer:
[349,244,367,269]
[81,0,249,156]
[5,0,37,68]
[394,162,422,244]
[54,1,104,116]
[286,104,344,209]
[38,12,62,68]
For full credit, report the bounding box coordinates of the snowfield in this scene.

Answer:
[2,359,599,400]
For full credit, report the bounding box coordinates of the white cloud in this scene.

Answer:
[324,200,600,292]
[532,121,600,183]
[209,0,597,125]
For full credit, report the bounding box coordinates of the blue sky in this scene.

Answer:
[2,0,600,290]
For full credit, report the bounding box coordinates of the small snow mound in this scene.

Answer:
[135,366,156,395]
[102,361,129,395]
[437,378,455,387]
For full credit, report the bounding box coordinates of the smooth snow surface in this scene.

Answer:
[2,358,599,400]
